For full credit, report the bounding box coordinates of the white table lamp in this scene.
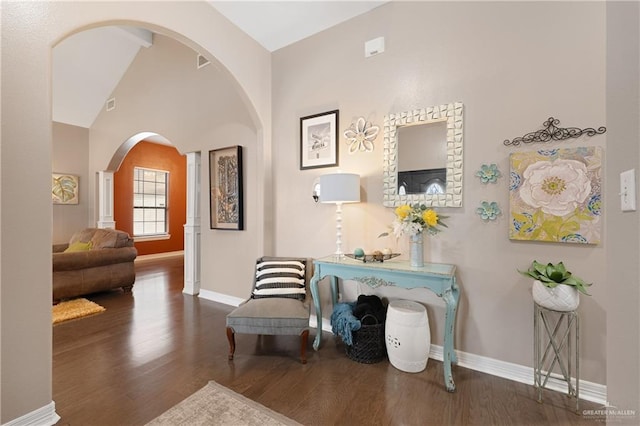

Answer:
[319,172,360,257]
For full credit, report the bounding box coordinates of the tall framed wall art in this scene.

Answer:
[209,145,243,230]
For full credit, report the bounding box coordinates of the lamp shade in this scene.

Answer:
[319,173,360,203]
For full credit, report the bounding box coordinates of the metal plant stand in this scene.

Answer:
[533,303,580,413]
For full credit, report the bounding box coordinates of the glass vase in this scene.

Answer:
[409,233,424,267]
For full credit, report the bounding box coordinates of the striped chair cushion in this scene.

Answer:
[252,260,306,301]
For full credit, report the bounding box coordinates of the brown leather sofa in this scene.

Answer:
[52,228,137,302]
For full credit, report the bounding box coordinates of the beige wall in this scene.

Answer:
[272,1,607,384]
[606,1,640,419]
[0,1,270,422]
[52,122,90,244]
[3,1,640,423]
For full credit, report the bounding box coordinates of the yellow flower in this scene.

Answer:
[423,209,439,227]
[395,204,412,220]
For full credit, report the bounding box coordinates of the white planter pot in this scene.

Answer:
[532,280,580,312]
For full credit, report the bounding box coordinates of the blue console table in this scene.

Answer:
[310,255,460,392]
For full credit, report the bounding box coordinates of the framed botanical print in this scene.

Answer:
[52,173,79,204]
[209,146,244,230]
[509,146,602,244]
[300,109,339,170]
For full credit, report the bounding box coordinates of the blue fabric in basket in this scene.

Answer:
[330,302,361,346]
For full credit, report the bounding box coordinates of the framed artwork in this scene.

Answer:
[509,146,602,244]
[209,145,244,230]
[52,173,79,204]
[300,109,339,170]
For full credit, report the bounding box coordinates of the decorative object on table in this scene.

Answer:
[382,102,463,208]
[476,201,502,221]
[509,146,602,244]
[519,260,591,311]
[386,299,430,373]
[353,247,365,258]
[300,109,339,170]
[503,117,606,146]
[475,163,501,184]
[209,145,243,230]
[319,172,360,257]
[345,252,400,263]
[52,173,79,204]
[409,233,424,268]
[52,298,105,325]
[380,203,448,267]
[343,116,379,154]
[331,295,387,364]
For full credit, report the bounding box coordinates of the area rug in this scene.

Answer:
[146,381,301,426]
[52,298,105,325]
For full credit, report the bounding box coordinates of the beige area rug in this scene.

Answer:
[146,381,301,426]
[52,298,105,325]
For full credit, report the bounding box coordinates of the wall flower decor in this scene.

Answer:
[476,201,501,221]
[476,163,501,183]
[343,117,379,154]
[509,147,602,244]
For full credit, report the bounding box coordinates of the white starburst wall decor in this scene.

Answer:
[343,117,379,154]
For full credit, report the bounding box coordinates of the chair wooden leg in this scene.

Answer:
[300,329,309,364]
[226,327,235,360]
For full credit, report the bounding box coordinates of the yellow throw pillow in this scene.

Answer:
[64,241,92,252]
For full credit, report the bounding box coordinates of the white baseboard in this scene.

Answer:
[198,289,244,307]
[427,343,607,405]
[135,250,184,261]
[2,401,60,426]
[202,294,607,405]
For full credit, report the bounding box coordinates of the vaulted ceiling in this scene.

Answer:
[52,1,387,129]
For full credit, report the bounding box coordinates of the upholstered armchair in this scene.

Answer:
[226,256,313,364]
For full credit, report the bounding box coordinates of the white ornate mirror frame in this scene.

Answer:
[382,102,463,207]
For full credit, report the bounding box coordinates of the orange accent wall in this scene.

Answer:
[113,141,187,256]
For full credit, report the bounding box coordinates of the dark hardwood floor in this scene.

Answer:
[53,256,601,425]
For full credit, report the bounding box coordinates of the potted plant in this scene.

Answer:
[519,260,592,311]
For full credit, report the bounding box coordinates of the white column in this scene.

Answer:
[183,152,201,295]
[97,171,115,229]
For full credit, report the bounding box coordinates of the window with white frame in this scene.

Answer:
[133,167,168,236]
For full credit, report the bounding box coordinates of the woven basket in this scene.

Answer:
[345,314,387,364]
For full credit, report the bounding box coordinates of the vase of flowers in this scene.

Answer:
[409,232,424,267]
[381,204,448,267]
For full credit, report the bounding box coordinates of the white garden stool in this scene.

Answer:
[385,300,430,373]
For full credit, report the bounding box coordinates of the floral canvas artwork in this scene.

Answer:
[509,147,602,244]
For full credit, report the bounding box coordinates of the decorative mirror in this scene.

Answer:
[382,102,463,207]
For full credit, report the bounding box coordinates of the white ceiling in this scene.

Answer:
[53,26,154,128]
[209,1,388,52]
[52,1,387,129]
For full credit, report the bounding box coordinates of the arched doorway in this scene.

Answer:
[3,3,273,423]
[53,24,263,301]
[101,132,201,295]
